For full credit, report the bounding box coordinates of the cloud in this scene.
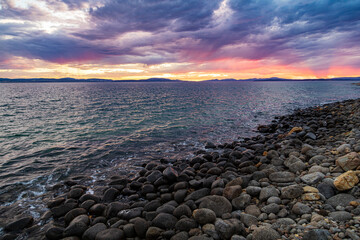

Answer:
[0,0,360,77]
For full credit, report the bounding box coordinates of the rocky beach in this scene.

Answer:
[2,97,360,240]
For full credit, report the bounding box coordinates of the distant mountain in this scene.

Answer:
[1,77,360,83]
[0,78,182,83]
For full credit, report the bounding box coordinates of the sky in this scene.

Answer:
[0,0,360,81]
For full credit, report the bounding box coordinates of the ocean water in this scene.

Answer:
[0,81,360,212]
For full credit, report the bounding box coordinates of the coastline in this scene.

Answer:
[2,98,360,240]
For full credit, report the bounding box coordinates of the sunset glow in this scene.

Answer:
[1,0,360,80]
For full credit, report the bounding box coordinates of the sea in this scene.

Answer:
[0,81,360,226]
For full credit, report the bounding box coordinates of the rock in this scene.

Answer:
[305,132,316,140]
[51,202,77,218]
[185,188,211,201]
[292,202,311,215]
[63,221,88,237]
[146,227,163,240]
[337,144,351,154]
[4,216,33,232]
[193,208,216,225]
[171,231,189,240]
[276,218,296,226]
[329,211,352,222]
[174,189,187,203]
[246,186,261,197]
[95,228,125,240]
[123,223,135,238]
[240,213,258,227]
[173,205,192,218]
[156,204,175,214]
[302,229,331,240]
[106,202,129,218]
[326,193,356,208]
[163,167,178,182]
[79,194,101,203]
[245,205,261,217]
[308,165,329,174]
[288,161,306,173]
[175,218,198,231]
[259,186,279,201]
[46,227,64,240]
[336,152,360,171]
[317,183,335,199]
[302,193,321,201]
[205,142,216,149]
[65,208,87,224]
[269,172,295,183]
[152,213,177,230]
[281,184,303,199]
[300,172,324,185]
[261,203,280,214]
[147,170,163,183]
[82,223,107,240]
[199,196,232,217]
[334,171,359,191]
[223,185,242,200]
[252,226,281,240]
[117,207,142,220]
[68,188,84,199]
[225,177,243,187]
[232,194,251,210]
[202,224,219,239]
[89,204,106,216]
[103,188,119,202]
[132,217,148,238]
[215,218,244,240]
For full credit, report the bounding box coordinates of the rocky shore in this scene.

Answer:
[2,98,360,240]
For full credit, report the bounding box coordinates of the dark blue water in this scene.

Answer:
[0,81,360,210]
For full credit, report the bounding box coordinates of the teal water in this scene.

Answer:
[0,81,360,206]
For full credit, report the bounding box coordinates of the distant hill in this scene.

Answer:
[1,77,360,83]
[0,78,182,83]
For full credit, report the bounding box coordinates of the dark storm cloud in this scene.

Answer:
[1,0,360,69]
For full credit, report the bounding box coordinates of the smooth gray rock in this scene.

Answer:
[82,223,107,240]
[95,228,125,240]
[329,211,352,222]
[302,229,331,240]
[292,202,311,215]
[199,196,232,217]
[326,194,356,208]
[301,172,324,185]
[252,226,280,240]
[152,213,178,230]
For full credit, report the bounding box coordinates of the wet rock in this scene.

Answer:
[51,202,77,218]
[89,204,106,216]
[47,197,65,208]
[79,194,101,203]
[147,170,163,183]
[45,227,64,240]
[334,171,359,191]
[326,193,356,208]
[252,226,280,240]
[163,167,178,182]
[68,188,84,199]
[95,228,125,240]
[302,229,331,240]
[199,195,232,217]
[65,208,87,225]
[80,200,96,211]
[152,213,178,229]
[63,221,88,237]
[171,231,189,240]
[82,223,107,240]
[292,202,311,215]
[103,188,119,202]
[4,216,33,232]
[193,208,216,225]
[106,202,129,218]
[123,223,135,238]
